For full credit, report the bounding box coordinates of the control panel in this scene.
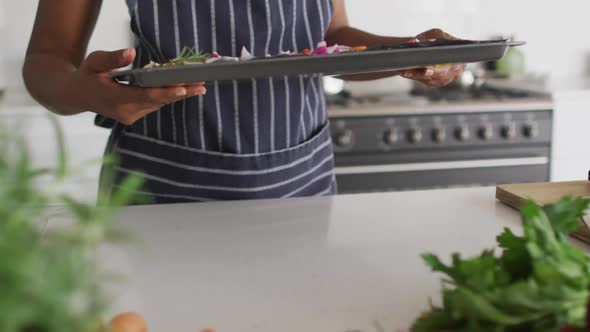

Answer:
[330,110,553,153]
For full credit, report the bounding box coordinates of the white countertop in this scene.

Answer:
[47,187,562,332]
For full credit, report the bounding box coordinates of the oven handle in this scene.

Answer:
[334,157,549,175]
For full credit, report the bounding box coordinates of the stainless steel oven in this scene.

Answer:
[328,93,554,194]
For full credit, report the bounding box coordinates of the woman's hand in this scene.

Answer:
[66,48,206,125]
[399,28,466,87]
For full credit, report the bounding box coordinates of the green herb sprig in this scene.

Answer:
[161,47,210,67]
[412,197,590,332]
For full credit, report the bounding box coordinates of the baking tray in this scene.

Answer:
[112,39,524,88]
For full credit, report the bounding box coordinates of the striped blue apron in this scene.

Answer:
[97,0,337,204]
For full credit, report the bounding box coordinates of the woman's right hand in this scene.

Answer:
[67,48,206,125]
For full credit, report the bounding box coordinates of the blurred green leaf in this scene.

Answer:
[413,197,590,332]
[0,116,144,332]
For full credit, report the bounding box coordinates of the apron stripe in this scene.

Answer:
[228,0,241,153]
[210,0,223,151]
[264,0,272,55]
[246,0,259,153]
[316,0,325,32]
[277,0,286,51]
[232,81,241,153]
[171,0,180,144]
[151,0,162,58]
[247,0,255,53]
[181,99,188,146]
[198,96,206,150]
[283,170,334,198]
[190,0,199,50]
[134,2,162,62]
[305,96,314,133]
[252,79,259,153]
[122,123,331,158]
[298,77,307,142]
[284,77,291,149]
[302,0,315,49]
[310,77,320,126]
[269,78,276,151]
[116,159,333,201]
[113,186,215,203]
[115,154,333,193]
[318,76,327,125]
[291,0,299,52]
[115,138,332,175]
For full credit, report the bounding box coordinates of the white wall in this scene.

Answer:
[346,0,590,81]
[3,0,131,91]
[479,0,590,81]
[346,0,482,39]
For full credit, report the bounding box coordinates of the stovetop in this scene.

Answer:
[326,84,553,117]
[410,84,546,102]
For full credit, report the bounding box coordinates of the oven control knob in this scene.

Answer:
[383,128,399,146]
[522,123,540,138]
[431,127,446,143]
[407,128,423,144]
[477,125,494,140]
[454,126,470,141]
[501,124,517,139]
[335,130,354,148]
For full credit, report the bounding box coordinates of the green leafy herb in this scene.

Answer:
[412,197,590,332]
[150,47,210,67]
[0,114,143,332]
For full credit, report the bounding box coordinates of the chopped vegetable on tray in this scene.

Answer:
[142,41,370,68]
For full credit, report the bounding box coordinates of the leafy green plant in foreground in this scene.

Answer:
[413,197,590,332]
[0,115,143,332]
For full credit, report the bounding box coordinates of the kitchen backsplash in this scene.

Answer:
[3,0,590,93]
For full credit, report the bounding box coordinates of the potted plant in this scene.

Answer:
[0,115,144,332]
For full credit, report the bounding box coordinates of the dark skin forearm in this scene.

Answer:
[23,0,204,125]
[324,1,463,85]
[23,0,102,115]
[325,26,411,49]
[324,26,412,81]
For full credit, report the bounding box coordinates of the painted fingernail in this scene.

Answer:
[176,87,187,96]
[425,69,435,76]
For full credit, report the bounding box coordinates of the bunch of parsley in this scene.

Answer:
[0,115,143,332]
[412,196,590,332]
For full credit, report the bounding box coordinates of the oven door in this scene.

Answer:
[333,147,551,193]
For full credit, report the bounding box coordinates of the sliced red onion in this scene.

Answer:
[205,52,221,64]
[240,46,254,60]
[327,45,340,54]
[314,41,328,55]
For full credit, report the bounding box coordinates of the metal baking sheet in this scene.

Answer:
[111,40,524,87]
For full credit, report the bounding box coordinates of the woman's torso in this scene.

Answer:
[99,0,336,203]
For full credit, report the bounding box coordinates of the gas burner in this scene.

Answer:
[326,92,386,107]
[410,84,540,102]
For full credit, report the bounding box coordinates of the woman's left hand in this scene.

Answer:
[399,28,466,87]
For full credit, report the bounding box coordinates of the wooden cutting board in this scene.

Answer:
[496,181,590,243]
